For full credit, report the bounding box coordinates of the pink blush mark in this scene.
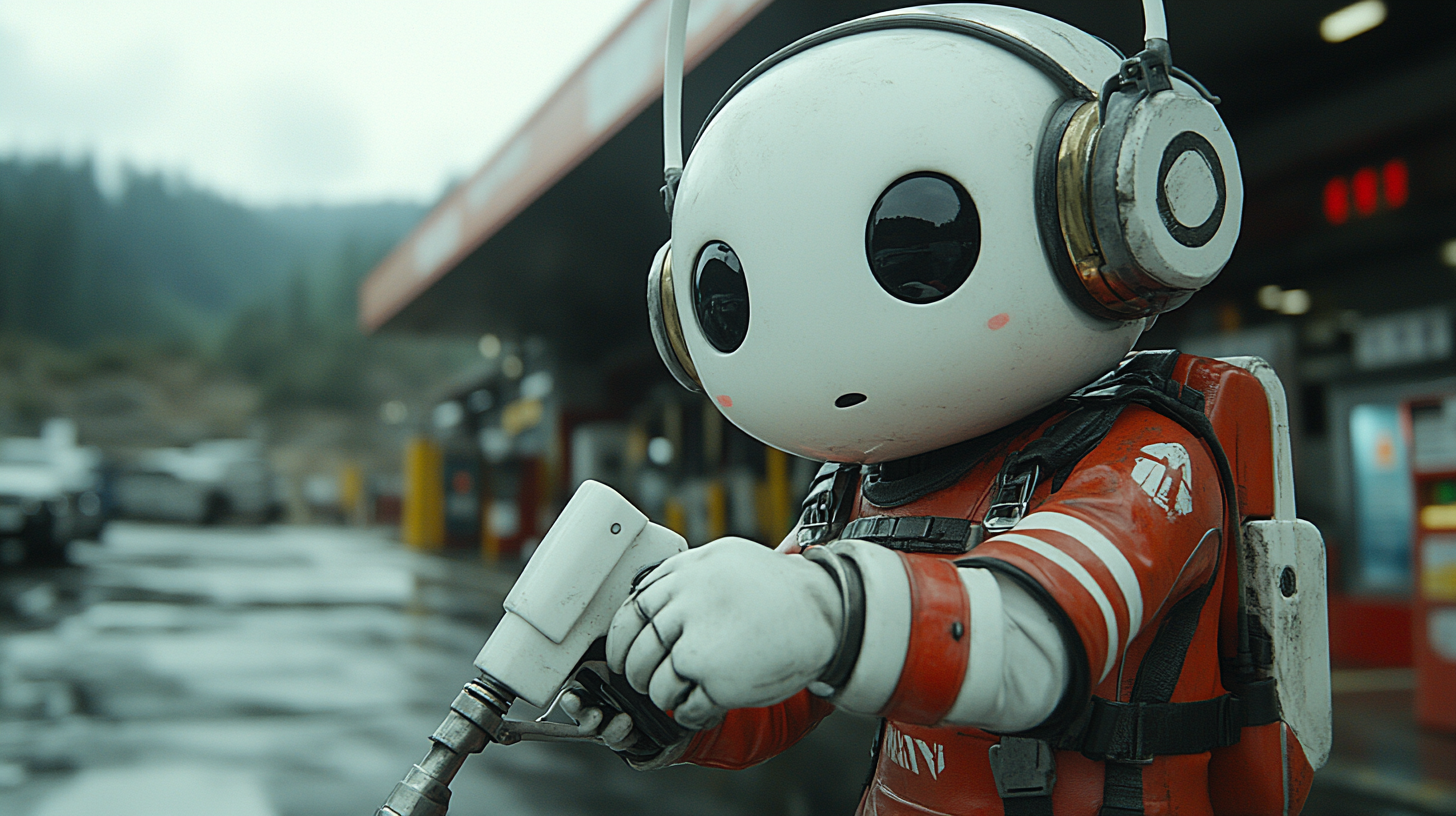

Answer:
[987,313,1011,331]
[716,395,733,408]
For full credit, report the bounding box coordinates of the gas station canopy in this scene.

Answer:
[360,0,1456,362]
[358,0,771,360]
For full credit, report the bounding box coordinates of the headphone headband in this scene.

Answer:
[694,15,1096,151]
[661,1,1173,207]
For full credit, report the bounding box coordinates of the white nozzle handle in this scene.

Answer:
[663,0,691,178]
[1142,0,1168,42]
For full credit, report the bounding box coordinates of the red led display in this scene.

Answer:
[1352,167,1379,216]
[1323,158,1410,225]
[1382,158,1409,208]
[1323,177,1351,225]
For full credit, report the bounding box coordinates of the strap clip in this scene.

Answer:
[989,737,1057,798]
[983,462,1040,535]
[795,464,859,548]
[796,489,837,547]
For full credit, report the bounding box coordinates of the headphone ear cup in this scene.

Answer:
[1038,99,1123,321]
[646,241,703,393]
[1089,85,1242,314]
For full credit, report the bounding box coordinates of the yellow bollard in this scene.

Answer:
[481,491,499,563]
[705,479,727,542]
[339,463,364,525]
[402,436,444,550]
[763,446,792,543]
[663,497,688,540]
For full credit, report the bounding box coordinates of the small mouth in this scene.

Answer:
[834,393,867,408]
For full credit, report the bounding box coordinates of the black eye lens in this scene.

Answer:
[693,241,750,353]
[866,172,981,304]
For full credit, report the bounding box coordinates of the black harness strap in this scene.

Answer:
[983,405,1127,533]
[841,515,979,553]
[1081,695,1243,760]
[1096,576,1217,816]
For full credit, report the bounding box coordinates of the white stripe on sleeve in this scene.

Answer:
[825,538,911,713]
[955,566,1004,714]
[994,532,1121,682]
[1014,511,1144,637]
[944,568,1069,731]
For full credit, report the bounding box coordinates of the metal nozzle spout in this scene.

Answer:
[377,677,515,816]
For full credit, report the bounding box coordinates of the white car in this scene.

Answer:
[0,463,74,566]
[0,421,107,543]
[114,440,276,525]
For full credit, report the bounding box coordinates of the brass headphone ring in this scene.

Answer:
[658,249,701,387]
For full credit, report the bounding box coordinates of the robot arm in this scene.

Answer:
[822,540,1069,732]
[607,409,1226,739]
[600,534,1068,735]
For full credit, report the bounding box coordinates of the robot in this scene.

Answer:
[377,3,1331,815]
[572,2,1331,815]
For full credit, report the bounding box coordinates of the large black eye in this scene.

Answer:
[693,241,749,352]
[866,172,981,304]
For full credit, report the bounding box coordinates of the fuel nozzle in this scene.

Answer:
[378,677,514,816]
[377,482,688,816]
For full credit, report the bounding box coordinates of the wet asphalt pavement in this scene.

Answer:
[0,523,877,816]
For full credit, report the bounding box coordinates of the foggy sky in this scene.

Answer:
[0,0,639,206]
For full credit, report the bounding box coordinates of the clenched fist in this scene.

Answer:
[605,537,843,729]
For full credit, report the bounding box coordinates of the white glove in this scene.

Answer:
[605,537,842,729]
[558,690,638,750]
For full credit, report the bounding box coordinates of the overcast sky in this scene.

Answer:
[0,0,640,207]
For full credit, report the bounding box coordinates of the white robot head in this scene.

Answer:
[648,3,1242,463]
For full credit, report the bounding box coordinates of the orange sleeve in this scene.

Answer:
[678,691,837,770]
[877,554,970,725]
[959,405,1225,691]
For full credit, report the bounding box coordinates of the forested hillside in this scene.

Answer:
[0,157,474,448]
[0,157,423,347]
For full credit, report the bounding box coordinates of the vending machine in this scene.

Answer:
[1407,397,1456,732]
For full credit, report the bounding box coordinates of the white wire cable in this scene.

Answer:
[663,0,691,176]
[1141,0,1168,42]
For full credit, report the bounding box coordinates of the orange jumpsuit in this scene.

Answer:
[673,356,1291,815]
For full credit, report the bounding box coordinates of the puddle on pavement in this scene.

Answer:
[0,522,874,816]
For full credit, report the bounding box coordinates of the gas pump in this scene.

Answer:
[1408,397,1456,732]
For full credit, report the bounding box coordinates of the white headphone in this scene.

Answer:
[649,1,1241,393]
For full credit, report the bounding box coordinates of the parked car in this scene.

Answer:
[0,419,108,543]
[0,460,75,566]
[114,440,277,525]
[0,419,110,565]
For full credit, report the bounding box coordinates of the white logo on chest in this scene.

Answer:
[1131,442,1193,517]
[884,724,945,780]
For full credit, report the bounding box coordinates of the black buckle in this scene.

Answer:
[989,737,1057,798]
[983,464,1040,534]
[1081,700,1154,764]
[796,490,836,547]
[1218,694,1245,746]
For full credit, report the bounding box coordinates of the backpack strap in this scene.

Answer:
[1095,580,1216,815]
[1069,351,1258,683]
[979,351,1263,816]
[1064,352,1264,816]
